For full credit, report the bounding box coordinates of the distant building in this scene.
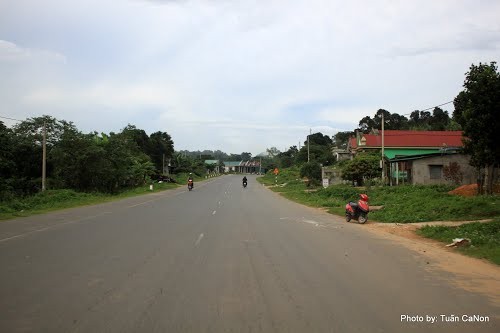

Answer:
[347,130,477,185]
[348,130,464,159]
[222,161,263,174]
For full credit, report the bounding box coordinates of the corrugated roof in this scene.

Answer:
[351,130,463,149]
[223,161,242,167]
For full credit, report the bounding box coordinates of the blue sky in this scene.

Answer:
[1,0,499,156]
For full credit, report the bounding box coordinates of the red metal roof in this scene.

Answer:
[351,130,463,149]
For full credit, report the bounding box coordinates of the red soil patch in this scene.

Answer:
[448,184,478,197]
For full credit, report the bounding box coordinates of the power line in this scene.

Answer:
[400,100,454,116]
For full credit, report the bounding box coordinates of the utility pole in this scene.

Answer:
[42,121,47,191]
[259,156,262,174]
[381,112,385,184]
[307,128,311,162]
[162,153,165,175]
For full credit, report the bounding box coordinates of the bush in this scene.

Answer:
[300,162,322,185]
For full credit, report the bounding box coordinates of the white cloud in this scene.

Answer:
[0,40,66,64]
[1,0,499,155]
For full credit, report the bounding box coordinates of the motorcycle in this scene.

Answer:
[243,181,247,188]
[345,194,369,224]
[188,179,194,191]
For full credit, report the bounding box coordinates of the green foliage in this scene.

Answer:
[0,183,179,220]
[257,167,301,186]
[1,116,177,198]
[359,109,410,132]
[294,132,335,166]
[300,162,322,185]
[359,108,452,132]
[257,170,500,223]
[332,131,353,149]
[453,62,500,186]
[340,154,380,185]
[417,219,500,265]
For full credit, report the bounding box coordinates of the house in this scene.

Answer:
[222,160,263,173]
[348,130,464,159]
[348,130,475,185]
[223,161,241,173]
[204,160,223,174]
[388,151,476,186]
[331,148,351,162]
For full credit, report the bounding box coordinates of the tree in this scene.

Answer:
[429,107,450,130]
[341,154,380,186]
[277,146,298,168]
[241,152,252,161]
[296,132,334,166]
[148,131,174,173]
[0,122,16,199]
[300,161,322,186]
[266,147,281,159]
[332,131,352,149]
[453,61,500,194]
[358,109,409,133]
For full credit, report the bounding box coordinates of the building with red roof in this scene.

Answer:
[348,130,464,159]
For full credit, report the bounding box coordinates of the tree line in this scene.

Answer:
[0,117,176,199]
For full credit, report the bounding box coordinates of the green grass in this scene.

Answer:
[0,181,180,221]
[258,171,500,222]
[417,219,500,265]
[258,169,500,264]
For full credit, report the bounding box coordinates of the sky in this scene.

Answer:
[1,0,499,156]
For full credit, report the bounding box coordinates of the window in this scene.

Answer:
[429,165,443,179]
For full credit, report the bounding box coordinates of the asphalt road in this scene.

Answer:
[0,175,498,332]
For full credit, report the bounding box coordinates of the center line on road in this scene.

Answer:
[195,233,204,246]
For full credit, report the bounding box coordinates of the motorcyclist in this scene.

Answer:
[188,173,194,188]
[242,176,248,186]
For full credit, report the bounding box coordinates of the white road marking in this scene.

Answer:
[212,210,217,215]
[303,219,320,227]
[195,233,204,246]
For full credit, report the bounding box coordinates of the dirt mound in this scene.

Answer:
[448,184,478,197]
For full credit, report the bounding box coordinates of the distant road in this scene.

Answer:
[0,175,498,332]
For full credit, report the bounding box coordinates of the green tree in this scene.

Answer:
[241,152,252,161]
[359,109,409,132]
[429,107,450,130]
[300,161,322,186]
[341,154,380,186]
[148,131,174,173]
[453,61,500,194]
[277,146,298,168]
[296,132,334,166]
[0,122,16,199]
[332,131,353,149]
[266,147,281,159]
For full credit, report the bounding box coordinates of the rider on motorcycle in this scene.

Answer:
[242,176,248,186]
[188,173,194,188]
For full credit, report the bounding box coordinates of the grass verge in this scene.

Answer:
[258,169,500,265]
[0,181,179,221]
[417,219,500,265]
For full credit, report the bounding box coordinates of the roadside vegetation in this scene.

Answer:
[417,219,500,265]
[0,171,215,221]
[0,182,179,221]
[258,170,500,222]
[258,169,500,264]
